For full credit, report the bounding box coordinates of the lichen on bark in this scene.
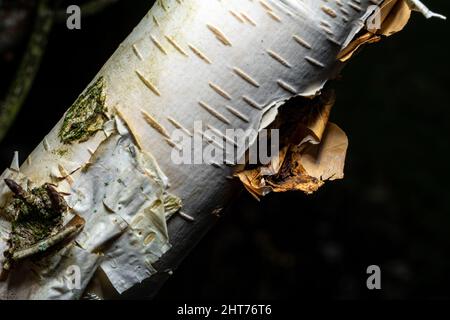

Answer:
[59,76,108,144]
[2,179,68,271]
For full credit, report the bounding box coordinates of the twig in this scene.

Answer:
[0,0,54,142]
[11,215,85,262]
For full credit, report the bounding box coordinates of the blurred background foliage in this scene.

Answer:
[0,0,449,299]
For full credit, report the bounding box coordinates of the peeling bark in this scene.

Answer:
[0,0,442,299]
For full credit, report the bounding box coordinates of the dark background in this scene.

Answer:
[1,0,449,299]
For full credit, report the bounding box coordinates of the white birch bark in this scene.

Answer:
[0,0,440,299]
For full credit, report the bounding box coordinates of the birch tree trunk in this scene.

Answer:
[0,0,440,299]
